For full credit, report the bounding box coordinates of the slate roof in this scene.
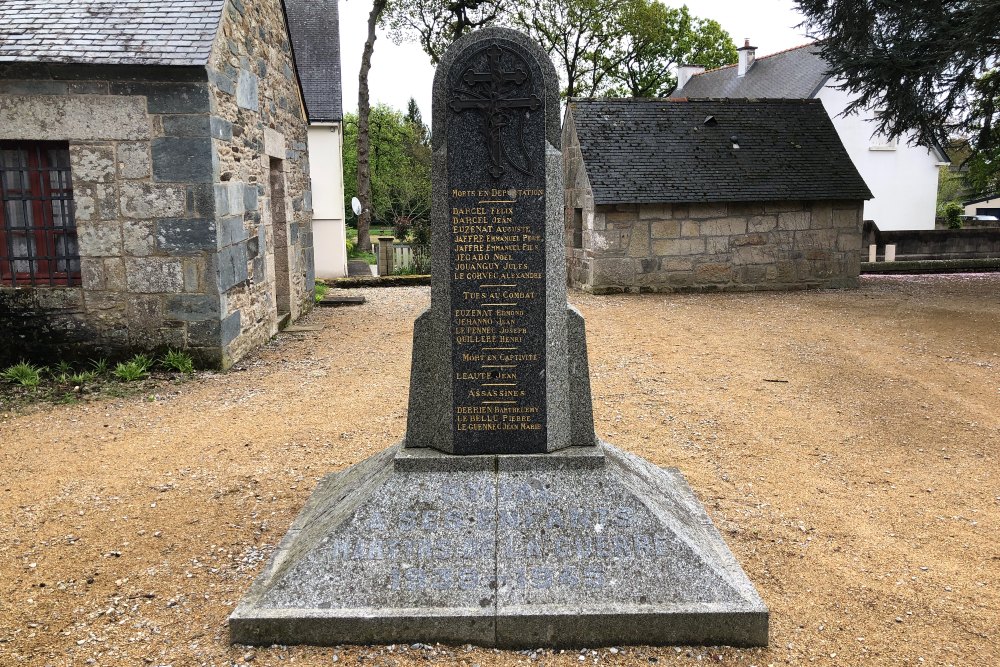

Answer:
[0,0,226,65]
[284,0,343,122]
[567,98,872,205]
[677,44,829,99]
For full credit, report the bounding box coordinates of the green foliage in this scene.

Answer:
[386,0,506,64]
[90,357,110,375]
[69,370,97,385]
[944,201,964,229]
[600,1,737,97]
[796,0,1000,189]
[114,354,153,382]
[2,361,44,388]
[160,349,195,374]
[343,102,431,235]
[314,283,329,304]
[509,0,735,98]
[936,166,969,217]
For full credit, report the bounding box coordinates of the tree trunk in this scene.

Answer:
[357,0,388,255]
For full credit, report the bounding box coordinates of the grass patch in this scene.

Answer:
[314,283,329,304]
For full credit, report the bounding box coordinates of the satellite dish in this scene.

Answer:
[351,197,362,216]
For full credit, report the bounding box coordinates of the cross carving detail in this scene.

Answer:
[449,45,542,179]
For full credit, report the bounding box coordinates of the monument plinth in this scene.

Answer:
[230,28,768,648]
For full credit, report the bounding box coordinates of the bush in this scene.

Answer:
[944,201,964,229]
[314,283,329,304]
[160,349,195,374]
[2,361,44,388]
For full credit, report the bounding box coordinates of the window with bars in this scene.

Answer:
[0,141,81,287]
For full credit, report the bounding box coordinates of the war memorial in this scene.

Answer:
[230,28,768,648]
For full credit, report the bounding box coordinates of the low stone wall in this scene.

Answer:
[571,200,863,294]
[863,221,1000,261]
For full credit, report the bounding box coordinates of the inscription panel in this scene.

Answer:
[447,40,548,454]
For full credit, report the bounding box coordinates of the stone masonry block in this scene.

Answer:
[110,82,210,114]
[837,230,862,252]
[650,220,680,238]
[591,257,635,287]
[264,128,286,158]
[214,184,231,217]
[706,236,731,255]
[157,218,217,254]
[727,202,765,216]
[218,243,249,291]
[219,215,249,248]
[79,258,106,291]
[70,145,115,183]
[162,114,211,137]
[700,218,747,236]
[638,204,670,220]
[688,203,727,219]
[117,142,151,180]
[748,215,777,233]
[73,183,117,222]
[0,95,149,141]
[606,210,638,223]
[660,258,694,272]
[244,183,260,212]
[165,294,220,321]
[680,221,700,237]
[590,229,625,253]
[765,201,803,214]
[652,238,706,256]
[832,207,860,229]
[126,257,184,293]
[222,310,242,346]
[122,220,155,256]
[811,202,833,228]
[76,220,122,257]
[151,137,214,183]
[102,258,126,291]
[778,211,812,231]
[236,70,260,111]
[120,182,186,219]
[211,117,233,142]
[626,222,649,258]
[694,263,734,283]
[187,184,215,218]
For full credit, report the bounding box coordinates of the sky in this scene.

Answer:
[337,0,811,118]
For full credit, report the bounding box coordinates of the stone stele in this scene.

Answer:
[230,27,768,648]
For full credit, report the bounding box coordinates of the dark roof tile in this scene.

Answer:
[567,98,872,205]
[284,0,343,122]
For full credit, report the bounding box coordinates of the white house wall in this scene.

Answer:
[308,123,348,278]
[817,79,943,231]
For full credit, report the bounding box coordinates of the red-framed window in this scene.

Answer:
[0,141,81,287]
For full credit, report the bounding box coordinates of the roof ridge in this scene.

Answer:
[691,41,819,78]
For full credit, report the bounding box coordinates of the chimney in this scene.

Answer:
[676,64,706,91]
[737,38,756,77]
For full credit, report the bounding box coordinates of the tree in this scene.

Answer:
[510,0,735,99]
[387,0,505,64]
[342,104,431,234]
[356,0,391,255]
[508,0,620,99]
[602,0,736,97]
[796,0,1000,193]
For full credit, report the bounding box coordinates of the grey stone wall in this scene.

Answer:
[562,111,593,290]
[574,201,863,294]
[207,0,313,366]
[0,65,223,366]
[0,0,313,368]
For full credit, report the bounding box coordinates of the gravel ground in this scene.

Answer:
[1,274,998,667]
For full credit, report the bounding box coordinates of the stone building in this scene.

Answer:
[0,0,315,368]
[563,98,873,294]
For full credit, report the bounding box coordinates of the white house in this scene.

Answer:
[675,41,950,231]
[963,194,1000,219]
[286,0,348,278]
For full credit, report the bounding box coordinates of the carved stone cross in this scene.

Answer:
[449,44,542,178]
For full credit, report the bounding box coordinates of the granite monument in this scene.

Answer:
[230,27,768,648]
